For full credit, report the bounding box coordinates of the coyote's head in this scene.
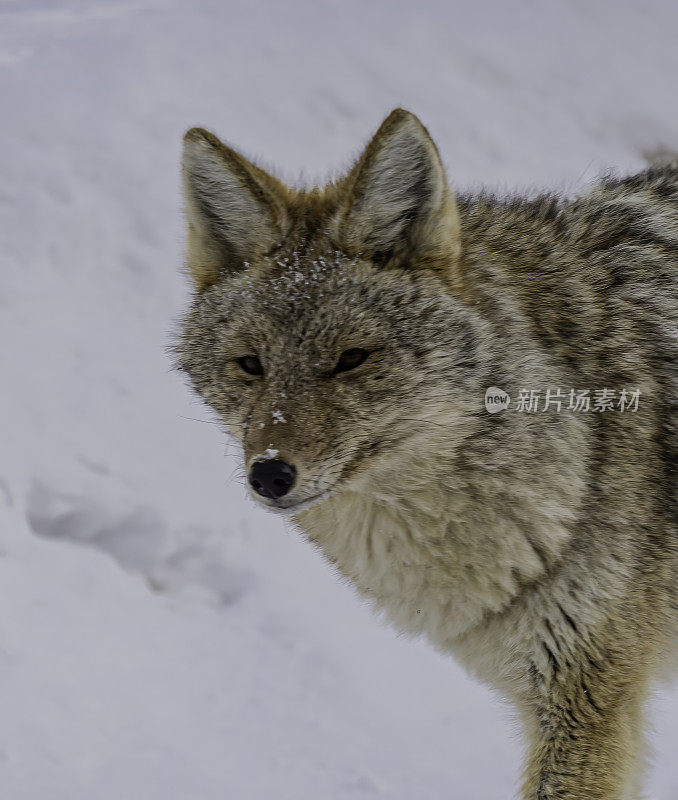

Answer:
[175,109,487,512]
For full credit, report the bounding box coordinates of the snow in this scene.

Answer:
[1,1,678,798]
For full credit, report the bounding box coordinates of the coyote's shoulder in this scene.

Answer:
[177,109,678,799]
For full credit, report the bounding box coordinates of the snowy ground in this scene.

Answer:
[2,1,678,798]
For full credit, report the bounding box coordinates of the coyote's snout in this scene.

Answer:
[175,109,678,799]
[248,458,296,500]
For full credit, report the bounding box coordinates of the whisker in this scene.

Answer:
[180,415,224,427]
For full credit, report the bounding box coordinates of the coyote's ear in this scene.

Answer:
[331,109,461,279]
[181,128,289,289]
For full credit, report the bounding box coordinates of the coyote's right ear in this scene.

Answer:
[181,128,289,289]
[331,109,462,283]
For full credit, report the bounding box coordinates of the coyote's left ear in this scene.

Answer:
[331,109,461,281]
[181,128,289,290]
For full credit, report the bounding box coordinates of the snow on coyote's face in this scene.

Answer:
[176,239,485,512]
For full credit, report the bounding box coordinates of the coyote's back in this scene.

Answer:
[175,109,678,800]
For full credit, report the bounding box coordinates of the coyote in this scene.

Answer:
[175,109,678,799]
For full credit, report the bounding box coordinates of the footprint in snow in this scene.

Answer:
[25,480,253,605]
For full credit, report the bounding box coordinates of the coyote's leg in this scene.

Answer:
[518,658,648,800]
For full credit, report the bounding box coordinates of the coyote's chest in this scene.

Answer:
[298,482,573,652]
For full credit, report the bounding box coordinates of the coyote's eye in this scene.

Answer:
[333,348,369,375]
[237,355,264,376]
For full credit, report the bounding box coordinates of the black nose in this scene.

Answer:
[249,459,296,500]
